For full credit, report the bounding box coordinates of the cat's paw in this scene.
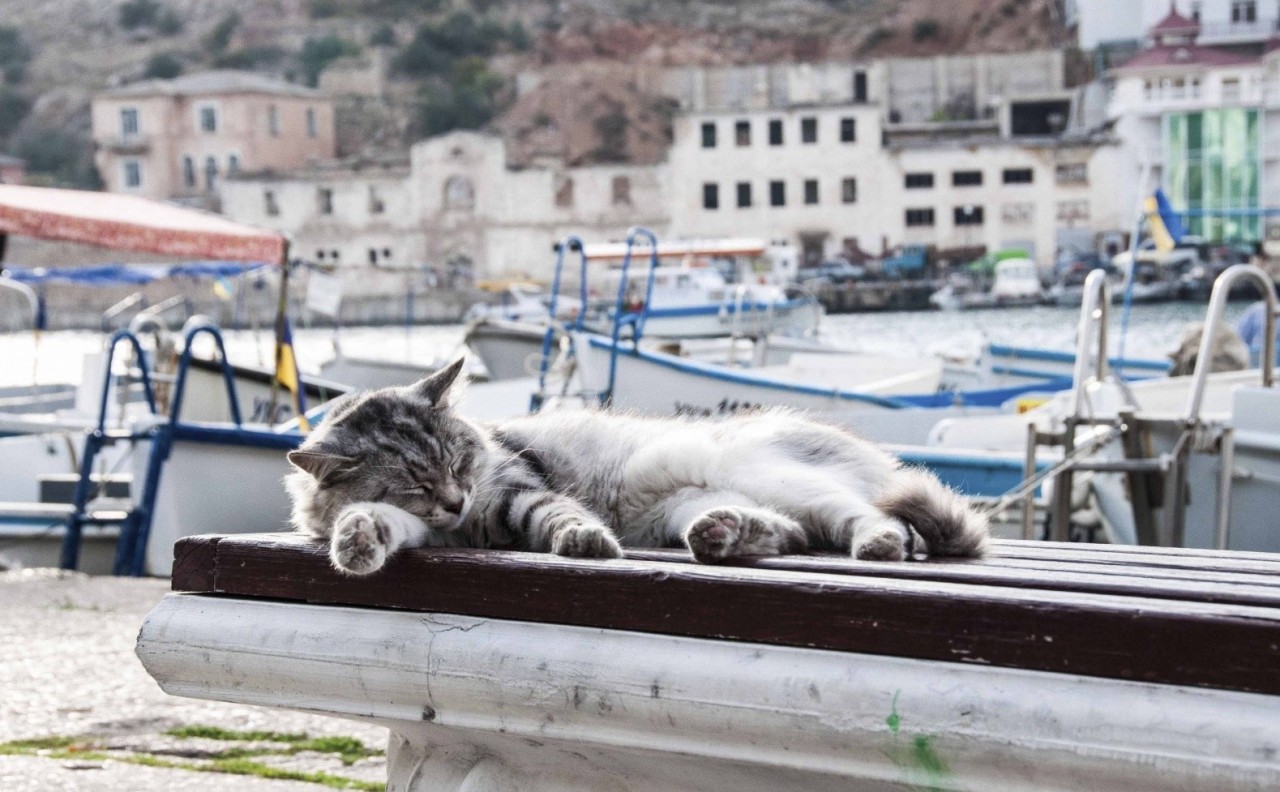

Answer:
[551,521,622,559]
[852,518,912,562]
[685,508,744,563]
[331,508,390,575]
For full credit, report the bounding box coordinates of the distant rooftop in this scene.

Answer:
[0,153,23,167]
[1114,45,1256,71]
[100,70,325,100]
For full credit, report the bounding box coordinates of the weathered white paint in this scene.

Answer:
[137,594,1280,792]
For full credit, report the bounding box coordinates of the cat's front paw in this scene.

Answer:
[852,518,912,562]
[551,521,622,559]
[331,508,390,575]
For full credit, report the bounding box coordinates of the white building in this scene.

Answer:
[1073,0,1279,50]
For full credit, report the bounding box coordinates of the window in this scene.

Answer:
[1002,202,1034,224]
[264,190,279,217]
[1055,163,1088,185]
[905,172,934,189]
[1057,200,1090,223]
[203,156,217,190]
[769,180,786,207]
[804,179,819,205]
[954,206,984,226]
[735,120,750,146]
[905,208,935,227]
[1231,1,1257,23]
[736,181,752,208]
[369,186,385,214]
[1190,1,1201,21]
[1002,168,1033,184]
[122,159,141,189]
[841,177,857,204]
[1222,77,1241,102]
[227,154,240,174]
[181,156,195,189]
[853,71,868,103]
[306,108,318,138]
[268,104,280,136]
[701,122,717,148]
[611,175,631,206]
[369,249,379,265]
[952,170,983,187]
[800,117,817,143]
[840,117,856,142]
[198,105,218,133]
[703,183,719,210]
[317,187,334,215]
[768,119,783,145]
[444,175,475,211]
[120,108,139,136]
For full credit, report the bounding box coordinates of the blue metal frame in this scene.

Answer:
[532,235,588,411]
[603,227,660,406]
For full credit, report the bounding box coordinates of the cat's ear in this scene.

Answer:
[287,448,357,483]
[411,357,466,407]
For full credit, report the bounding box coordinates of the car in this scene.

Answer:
[796,259,868,286]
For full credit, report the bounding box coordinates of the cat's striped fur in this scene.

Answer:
[285,360,990,575]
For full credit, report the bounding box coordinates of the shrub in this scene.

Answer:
[156,8,183,35]
[144,52,183,79]
[912,18,941,41]
[12,127,101,188]
[118,0,161,30]
[0,27,32,85]
[214,46,288,69]
[206,12,240,54]
[413,58,505,137]
[394,11,512,77]
[300,36,361,86]
[593,110,628,162]
[310,0,342,18]
[369,23,396,47]
[0,87,31,140]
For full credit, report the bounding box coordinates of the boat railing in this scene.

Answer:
[602,226,660,406]
[532,235,589,411]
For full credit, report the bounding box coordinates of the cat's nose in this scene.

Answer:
[439,491,465,514]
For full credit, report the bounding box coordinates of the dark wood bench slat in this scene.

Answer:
[621,550,1280,607]
[173,533,1280,698]
[987,542,1280,575]
[989,538,1280,564]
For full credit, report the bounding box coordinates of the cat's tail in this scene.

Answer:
[875,467,990,558]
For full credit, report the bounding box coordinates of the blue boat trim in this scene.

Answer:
[171,422,303,450]
[988,343,1170,372]
[604,298,813,321]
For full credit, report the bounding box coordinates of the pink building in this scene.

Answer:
[0,153,24,185]
[91,71,335,204]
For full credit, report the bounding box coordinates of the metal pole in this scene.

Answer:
[268,242,292,419]
[1214,427,1236,550]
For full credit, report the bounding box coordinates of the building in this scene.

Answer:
[1104,7,1279,240]
[91,71,335,205]
[0,153,24,185]
[1072,0,1280,51]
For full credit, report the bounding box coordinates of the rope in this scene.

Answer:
[982,424,1125,519]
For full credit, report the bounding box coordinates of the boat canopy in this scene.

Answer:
[581,238,768,262]
[0,184,285,263]
[2,261,268,286]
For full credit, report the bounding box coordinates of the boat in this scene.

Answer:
[929,250,1044,310]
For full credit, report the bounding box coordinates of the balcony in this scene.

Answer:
[99,135,151,154]
[1195,18,1280,45]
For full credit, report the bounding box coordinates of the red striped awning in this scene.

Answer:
[0,184,285,263]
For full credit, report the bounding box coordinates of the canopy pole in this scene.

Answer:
[269,242,292,419]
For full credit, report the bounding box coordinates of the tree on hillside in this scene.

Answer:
[300,37,362,86]
[144,53,183,79]
[0,88,31,141]
[0,27,32,85]
[118,0,161,30]
[414,56,505,137]
[206,12,241,55]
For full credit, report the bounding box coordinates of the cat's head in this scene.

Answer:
[286,359,485,532]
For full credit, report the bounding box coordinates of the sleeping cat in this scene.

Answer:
[285,359,989,575]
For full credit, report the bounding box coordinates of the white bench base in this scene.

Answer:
[137,594,1280,792]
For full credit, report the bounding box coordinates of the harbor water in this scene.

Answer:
[0,302,1253,390]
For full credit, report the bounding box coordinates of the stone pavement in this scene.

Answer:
[0,569,389,791]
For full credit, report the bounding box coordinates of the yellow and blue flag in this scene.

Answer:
[1144,188,1186,253]
[212,276,234,301]
[276,317,311,432]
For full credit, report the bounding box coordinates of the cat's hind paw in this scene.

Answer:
[852,518,914,562]
[331,508,390,575]
[684,506,805,564]
[685,509,743,563]
[552,522,623,559]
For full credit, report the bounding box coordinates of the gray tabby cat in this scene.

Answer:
[285,360,989,575]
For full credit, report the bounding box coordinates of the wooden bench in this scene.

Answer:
[136,533,1280,792]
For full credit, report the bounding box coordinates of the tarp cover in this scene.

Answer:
[2,261,268,286]
[0,184,285,263]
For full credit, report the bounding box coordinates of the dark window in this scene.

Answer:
[369,186,385,214]
[905,172,934,189]
[199,106,217,133]
[736,181,752,208]
[841,177,857,204]
[735,120,750,146]
[306,108,317,138]
[123,160,141,188]
[768,119,783,145]
[611,175,631,206]
[369,249,379,265]
[181,156,195,189]
[1232,1,1257,23]
[804,179,819,205]
[954,206,984,226]
[121,108,139,136]
[1055,163,1088,185]
[701,122,717,148]
[853,71,868,103]
[268,105,280,136]
[265,190,279,217]
[1002,168,1034,184]
[952,170,983,187]
[227,154,240,174]
[800,117,817,143]
[555,175,574,207]
[203,156,217,191]
[769,180,786,207]
[840,117,856,142]
[905,208,935,227]
[703,182,719,210]
[318,187,334,215]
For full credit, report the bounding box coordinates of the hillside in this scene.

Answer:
[0,0,1070,186]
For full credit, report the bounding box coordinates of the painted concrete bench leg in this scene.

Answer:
[136,594,1280,792]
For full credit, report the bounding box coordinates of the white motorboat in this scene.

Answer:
[930,256,1044,310]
